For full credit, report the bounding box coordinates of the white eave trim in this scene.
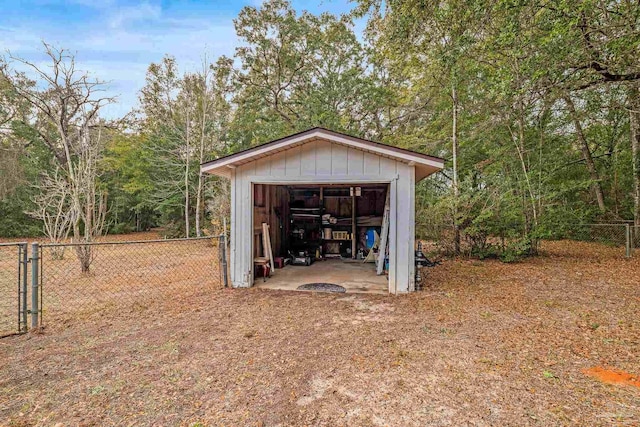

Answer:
[201,129,444,175]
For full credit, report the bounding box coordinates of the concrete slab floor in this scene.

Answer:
[256,259,388,294]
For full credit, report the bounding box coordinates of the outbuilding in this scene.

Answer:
[201,128,444,294]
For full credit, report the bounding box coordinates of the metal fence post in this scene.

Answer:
[20,243,28,333]
[31,242,39,329]
[625,224,631,258]
[219,234,229,288]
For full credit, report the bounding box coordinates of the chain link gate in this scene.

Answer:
[0,242,28,337]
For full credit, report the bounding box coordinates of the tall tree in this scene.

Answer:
[140,56,196,237]
[6,44,112,270]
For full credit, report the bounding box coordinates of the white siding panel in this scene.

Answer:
[300,140,316,175]
[285,145,301,176]
[315,139,332,175]
[230,168,237,285]
[364,152,380,175]
[331,143,348,175]
[255,156,271,175]
[347,147,364,175]
[240,161,256,177]
[270,151,286,176]
[394,162,414,293]
[380,157,397,176]
[388,179,397,294]
[240,172,252,287]
[408,164,416,291]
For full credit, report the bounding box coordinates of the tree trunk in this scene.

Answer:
[195,73,210,239]
[452,84,460,255]
[195,173,203,237]
[630,85,640,234]
[184,109,191,238]
[515,98,538,234]
[563,93,606,213]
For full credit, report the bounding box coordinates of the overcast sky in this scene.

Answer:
[1,0,356,119]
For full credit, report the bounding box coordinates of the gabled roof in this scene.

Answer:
[201,127,445,181]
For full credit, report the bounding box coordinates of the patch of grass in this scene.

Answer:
[89,385,105,395]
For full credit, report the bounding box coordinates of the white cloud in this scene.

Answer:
[107,1,162,29]
[1,0,359,119]
[1,1,239,119]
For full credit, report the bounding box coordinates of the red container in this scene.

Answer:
[274,257,285,269]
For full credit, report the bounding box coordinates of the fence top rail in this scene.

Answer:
[0,242,27,247]
[39,235,218,248]
[414,222,631,227]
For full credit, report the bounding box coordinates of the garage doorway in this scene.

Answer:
[252,183,389,293]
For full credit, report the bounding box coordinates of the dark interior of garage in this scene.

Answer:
[253,184,389,278]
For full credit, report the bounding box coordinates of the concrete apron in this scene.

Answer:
[255,259,388,294]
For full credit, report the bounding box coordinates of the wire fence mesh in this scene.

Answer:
[38,237,222,327]
[0,243,27,337]
[416,222,636,259]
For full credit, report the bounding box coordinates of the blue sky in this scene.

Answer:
[0,0,358,119]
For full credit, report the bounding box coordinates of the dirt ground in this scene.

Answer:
[1,240,639,426]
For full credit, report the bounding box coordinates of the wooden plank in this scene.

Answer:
[376,187,390,275]
[262,222,275,272]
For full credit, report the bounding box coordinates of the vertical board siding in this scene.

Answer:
[363,152,380,175]
[388,179,397,294]
[347,147,364,175]
[394,162,412,293]
[331,143,348,175]
[315,139,332,175]
[240,169,252,286]
[285,145,301,176]
[380,157,397,176]
[230,168,237,285]
[408,164,416,291]
[270,151,286,176]
[300,140,316,175]
[255,156,271,175]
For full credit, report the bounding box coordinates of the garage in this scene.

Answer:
[200,128,444,294]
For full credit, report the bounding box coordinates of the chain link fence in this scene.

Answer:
[416,222,637,259]
[37,237,222,327]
